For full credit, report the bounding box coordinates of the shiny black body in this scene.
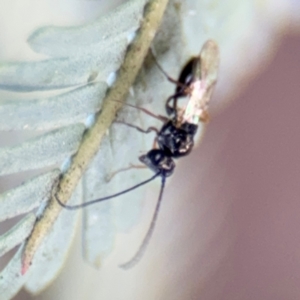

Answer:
[138,119,198,178]
[166,56,199,116]
[139,56,199,176]
[157,120,197,157]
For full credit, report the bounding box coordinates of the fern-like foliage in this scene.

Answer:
[0,0,290,299]
[0,0,162,297]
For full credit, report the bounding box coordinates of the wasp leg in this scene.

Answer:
[106,164,147,182]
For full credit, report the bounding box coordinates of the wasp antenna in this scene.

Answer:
[55,173,160,210]
[119,175,166,270]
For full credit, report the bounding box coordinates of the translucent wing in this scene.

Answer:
[183,40,220,124]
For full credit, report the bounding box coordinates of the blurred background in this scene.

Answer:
[1,1,300,299]
[161,32,300,300]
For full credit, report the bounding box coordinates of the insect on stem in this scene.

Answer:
[119,175,166,269]
[55,39,220,270]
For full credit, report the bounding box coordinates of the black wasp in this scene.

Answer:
[56,40,220,269]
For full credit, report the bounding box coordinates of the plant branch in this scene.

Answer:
[21,0,169,274]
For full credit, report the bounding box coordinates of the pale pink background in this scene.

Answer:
[156,33,300,300]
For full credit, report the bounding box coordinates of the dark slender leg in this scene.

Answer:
[106,164,147,182]
[112,99,168,123]
[149,49,187,89]
[107,120,159,182]
[115,120,159,134]
[165,92,184,116]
